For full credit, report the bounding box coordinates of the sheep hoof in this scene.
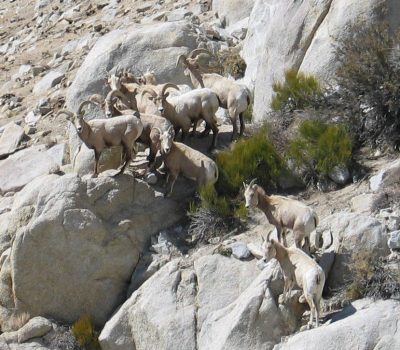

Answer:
[278,294,285,304]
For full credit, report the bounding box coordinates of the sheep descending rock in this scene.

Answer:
[177,49,251,140]
[155,125,218,197]
[58,101,143,178]
[244,179,318,252]
[262,232,325,329]
[142,83,220,151]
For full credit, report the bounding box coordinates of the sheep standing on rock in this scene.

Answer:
[142,83,220,151]
[261,232,325,329]
[244,179,318,252]
[156,125,218,197]
[177,49,251,140]
[58,101,143,178]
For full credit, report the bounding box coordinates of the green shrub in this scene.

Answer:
[288,120,352,178]
[335,22,400,148]
[271,69,322,112]
[216,127,284,196]
[72,315,100,350]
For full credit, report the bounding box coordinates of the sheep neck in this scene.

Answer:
[256,187,278,225]
[79,121,93,149]
[187,65,205,88]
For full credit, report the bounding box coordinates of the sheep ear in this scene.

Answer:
[243,182,246,189]
[266,231,272,242]
[168,126,175,137]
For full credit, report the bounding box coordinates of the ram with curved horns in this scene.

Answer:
[58,101,143,178]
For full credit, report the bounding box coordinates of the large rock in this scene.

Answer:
[0,122,24,159]
[274,299,400,350]
[212,0,256,26]
[370,158,400,192]
[316,212,389,288]
[0,144,65,194]
[99,255,288,350]
[66,21,199,112]
[0,173,181,327]
[243,0,396,121]
[33,71,65,96]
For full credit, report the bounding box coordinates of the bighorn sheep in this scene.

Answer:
[156,125,219,197]
[99,89,173,169]
[58,101,143,177]
[244,180,318,252]
[142,83,220,151]
[261,232,325,328]
[177,49,251,140]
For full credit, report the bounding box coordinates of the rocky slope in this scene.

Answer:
[0,0,399,349]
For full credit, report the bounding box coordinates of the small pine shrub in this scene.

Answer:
[287,120,352,179]
[271,69,323,112]
[335,22,400,148]
[216,127,284,197]
[346,251,400,302]
[218,48,247,79]
[72,315,100,350]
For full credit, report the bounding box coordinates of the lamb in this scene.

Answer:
[244,179,318,252]
[177,49,251,140]
[155,125,219,197]
[57,101,143,178]
[142,83,220,151]
[261,232,325,328]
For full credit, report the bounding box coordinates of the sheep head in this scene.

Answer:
[261,231,277,261]
[105,90,128,118]
[57,101,93,134]
[159,125,175,155]
[244,178,258,208]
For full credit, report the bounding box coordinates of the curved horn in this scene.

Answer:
[122,83,139,94]
[188,48,213,59]
[140,87,157,99]
[77,100,95,116]
[105,89,127,104]
[248,178,257,187]
[266,231,272,242]
[88,94,105,107]
[161,83,179,98]
[176,54,188,68]
[56,110,74,119]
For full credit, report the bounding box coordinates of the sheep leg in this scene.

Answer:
[304,294,316,329]
[191,121,197,137]
[92,150,101,178]
[164,173,177,198]
[207,124,219,152]
[116,142,131,176]
[229,109,238,141]
[174,127,180,140]
[200,123,211,138]
[239,112,245,136]
[147,145,157,171]
[181,130,188,142]
[315,298,320,327]
[282,229,288,247]
[302,236,311,255]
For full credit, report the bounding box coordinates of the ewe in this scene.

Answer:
[156,125,218,197]
[177,48,251,140]
[262,232,325,328]
[244,179,318,252]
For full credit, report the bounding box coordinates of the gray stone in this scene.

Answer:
[0,144,65,194]
[370,158,400,192]
[388,230,400,250]
[17,317,53,343]
[0,174,181,328]
[274,299,400,350]
[230,241,251,259]
[243,0,395,121]
[316,212,389,288]
[66,21,198,113]
[212,0,256,26]
[328,165,350,185]
[0,122,24,159]
[33,71,65,96]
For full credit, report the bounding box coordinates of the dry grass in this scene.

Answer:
[3,311,31,332]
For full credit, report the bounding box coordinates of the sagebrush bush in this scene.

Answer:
[72,315,100,350]
[217,48,247,79]
[335,22,400,148]
[216,127,284,196]
[346,251,400,302]
[287,120,352,179]
[271,69,323,112]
